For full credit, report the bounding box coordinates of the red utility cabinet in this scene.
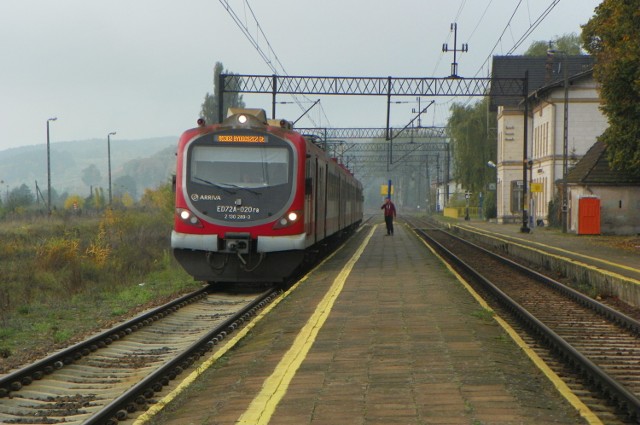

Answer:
[577,197,600,235]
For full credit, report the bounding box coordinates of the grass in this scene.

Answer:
[0,186,204,369]
[1,247,199,365]
[470,307,494,322]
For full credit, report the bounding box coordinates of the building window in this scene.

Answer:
[510,180,524,214]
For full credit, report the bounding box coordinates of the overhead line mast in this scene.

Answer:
[442,23,468,78]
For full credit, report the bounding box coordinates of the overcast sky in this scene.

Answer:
[0,0,601,152]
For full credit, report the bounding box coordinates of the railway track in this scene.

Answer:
[407,218,640,425]
[0,286,280,425]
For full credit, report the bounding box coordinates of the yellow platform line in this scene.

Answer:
[236,225,376,424]
[410,225,603,425]
[456,223,640,285]
[133,224,375,425]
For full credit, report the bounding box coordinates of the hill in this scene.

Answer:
[0,137,178,200]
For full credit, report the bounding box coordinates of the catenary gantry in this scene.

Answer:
[218,73,531,230]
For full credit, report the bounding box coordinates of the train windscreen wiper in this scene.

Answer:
[193,177,236,194]
[218,182,262,196]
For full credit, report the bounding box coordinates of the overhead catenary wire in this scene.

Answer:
[218,0,331,128]
[506,0,561,54]
[472,0,561,76]
[221,0,567,129]
[451,0,562,111]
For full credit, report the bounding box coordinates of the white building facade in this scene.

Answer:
[494,63,607,225]
[528,74,607,225]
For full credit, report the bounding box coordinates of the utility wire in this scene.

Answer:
[218,0,331,127]
[506,0,560,54]
[474,0,560,76]
[475,0,525,75]
[448,0,560,110]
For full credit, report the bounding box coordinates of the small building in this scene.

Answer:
[564,141,640,235]
[527,67,608,226]
[490,55,640,233]
[490,55,605,225]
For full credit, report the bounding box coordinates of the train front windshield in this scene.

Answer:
[191,145,289,188]
[185,139,295,225]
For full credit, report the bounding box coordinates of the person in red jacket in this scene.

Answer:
[381,197,397,235]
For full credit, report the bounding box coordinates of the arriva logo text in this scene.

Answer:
[190,193,221,201]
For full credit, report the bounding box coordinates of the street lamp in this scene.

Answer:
[561,57,569,233]
[520,71,530,233]
[46,117,57,214]
[548,49,569,232]
[107,131,116,205]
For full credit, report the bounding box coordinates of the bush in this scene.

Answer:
[0,184,199,364]
[484,191,497,219]
[548,198,561,227]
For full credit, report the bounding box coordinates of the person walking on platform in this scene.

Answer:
[381,197,396,235]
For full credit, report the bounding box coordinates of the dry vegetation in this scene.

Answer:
[0,184,202,373]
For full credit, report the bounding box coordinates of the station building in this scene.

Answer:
[490,55,608,228]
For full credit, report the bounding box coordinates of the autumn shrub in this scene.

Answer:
[98,207,172,279]
[35,235,83,292]
[85,221,111,268]
[36,236,81,269]
[0,184,198,362]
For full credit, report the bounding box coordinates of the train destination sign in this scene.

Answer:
[216,134,266,143]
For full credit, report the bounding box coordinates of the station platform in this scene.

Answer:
[141,220,592,425]
[436,217,640,308]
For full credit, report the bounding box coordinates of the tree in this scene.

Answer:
[582,0,640,176]
[447,97,498,218]
[81,164,102,190]
[121,147,174,190]
[140,182,174,217]
[447,97,496,195]
[200,62,246,124]
[87,187,106,210]
[524,33,583,56]
[113,175,137,200]
[64,195,84,211]
[5,184,35,211]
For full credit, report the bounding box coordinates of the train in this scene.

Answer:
[171,108,363,283]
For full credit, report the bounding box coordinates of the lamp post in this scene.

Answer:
[561,55,569,233]
[46,117,57,214]
[107,131,116,205]
[548,49,569,232]
[487,160,497,220]
[527,159,534,228]
[520,71,530,233]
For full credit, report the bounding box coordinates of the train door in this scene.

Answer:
[305,156,314,237]
[316,161,326,241]
[338,175,343,230]
[345,181,354,226]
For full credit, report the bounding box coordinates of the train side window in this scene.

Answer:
[305,177,313,195]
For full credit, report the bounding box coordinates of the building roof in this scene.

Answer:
[490,55,595,109]
[529,68,594,99]
[565,140,640,185]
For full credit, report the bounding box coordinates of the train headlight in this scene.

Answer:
[273,210,302,229]
[176,208,203,227]
[238,114,248,124]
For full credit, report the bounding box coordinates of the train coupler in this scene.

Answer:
[222,233,251,254]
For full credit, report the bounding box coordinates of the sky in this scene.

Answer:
[0,0,603,152]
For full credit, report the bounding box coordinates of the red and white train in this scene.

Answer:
[171,108,363,283]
